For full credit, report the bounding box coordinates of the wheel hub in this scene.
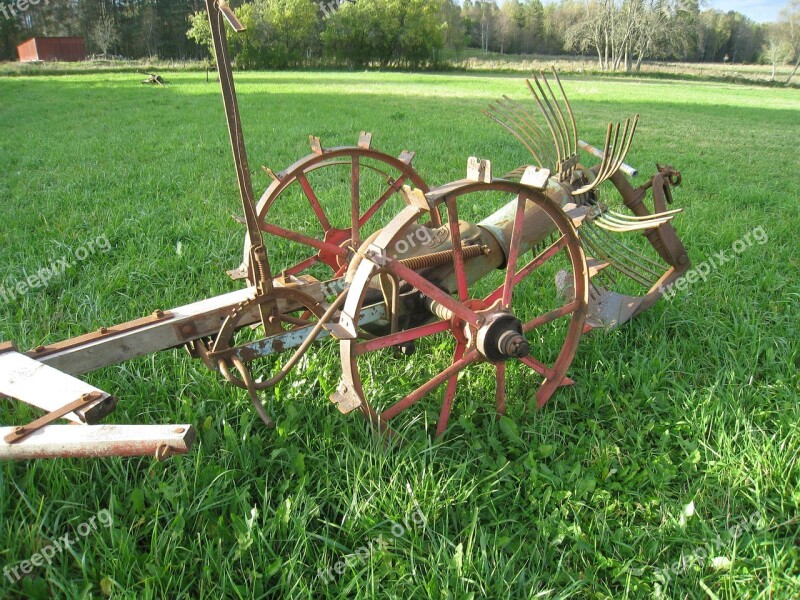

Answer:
[474,311,529,362]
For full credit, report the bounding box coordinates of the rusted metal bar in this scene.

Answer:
[0,425,196,461]
[4,392,104,444]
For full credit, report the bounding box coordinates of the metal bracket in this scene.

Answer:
[358,131,372,149]
[4,391,105,444]
[520,165,551,190]
[467,157,492,182]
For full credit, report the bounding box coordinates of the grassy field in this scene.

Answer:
[0,71,798,598]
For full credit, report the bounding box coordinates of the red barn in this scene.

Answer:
[17,37,86,62]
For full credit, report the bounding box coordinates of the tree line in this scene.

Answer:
[1,0,798,82]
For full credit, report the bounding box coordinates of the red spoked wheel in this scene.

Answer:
[334,179,589,437]
[236,138,436,284]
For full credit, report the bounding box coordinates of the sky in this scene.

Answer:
[703,0,786,22]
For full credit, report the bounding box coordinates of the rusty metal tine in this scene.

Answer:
[540,71,573,157]
[498,96,557,167]
[482,109,546,168]
[592,224,666,272]
[484,104,547,166]
[489,101,540,152]
[571,122,613,195]
[492,100,555,167]
[499,97,559,167]
[590,226,665,278]
[609,116,636,179]
[532,74,568,161]
[594,219,661,233]
[607,118,630,179]
[597,121,622,185]
[609,208,683,221]
[581,227,654,286]
[551,68,578,154]
[595,218,672,234]
[599,213,674,228]
[526,79,564,162]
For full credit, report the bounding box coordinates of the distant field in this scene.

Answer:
[0,72,798,598]
[2,54,796,87]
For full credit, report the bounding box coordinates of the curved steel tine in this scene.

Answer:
[497,97,559,168]
[611,114,639,176]
[500,96,560,168]
[551,68,578,155]
[571,121,615,195]
[592,225,667,273]
[595,216,670,232]
[489,101,541,153]
[482,108,547,168]
[581,227,653,286]
[597,121,622,184]
[610,118,631,176]
[486,103,549,168]
[598,214,674,228]
[526,78,564,162]
[608,207,683,221]
[533,73,569,161]
[608,115,637,178]
[584,224,660,282]
[540,71,573,157]
[600,212,675,225]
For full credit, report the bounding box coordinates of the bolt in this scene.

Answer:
[499,332,529,358]
[175,427,185,434]
[181,324,194,335]
[35,345,46,353]
[153,309,165,319]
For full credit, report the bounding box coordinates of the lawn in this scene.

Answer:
[0,71,798,599]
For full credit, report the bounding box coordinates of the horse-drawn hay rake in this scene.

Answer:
[0,0,690,460]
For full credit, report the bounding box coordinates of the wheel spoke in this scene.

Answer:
[260,222,348,257]
[518,354,558,380]
[435,343,466,437]
[501,193,528,308]
[522,299,580,332]
[484,235,568,304]
[354,320,450,355]
[381,349,481,421]
[351,155,360,249]
[495,362,507,417]
[296,173,332,231]
[285,255,320,277]
[381,256,482,327]
[358,176,408,227]
[446,198,469,301]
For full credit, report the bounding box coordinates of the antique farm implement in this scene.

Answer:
[0,0,690,460]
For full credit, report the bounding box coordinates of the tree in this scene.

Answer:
[91,15,120,56]
[781,0,800,84]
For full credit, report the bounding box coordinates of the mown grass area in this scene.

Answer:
[0,72,798,598]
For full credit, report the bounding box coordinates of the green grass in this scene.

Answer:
[0,71,798,598]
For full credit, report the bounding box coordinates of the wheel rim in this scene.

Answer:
[242,146,434,283]
[336,180,588,436]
